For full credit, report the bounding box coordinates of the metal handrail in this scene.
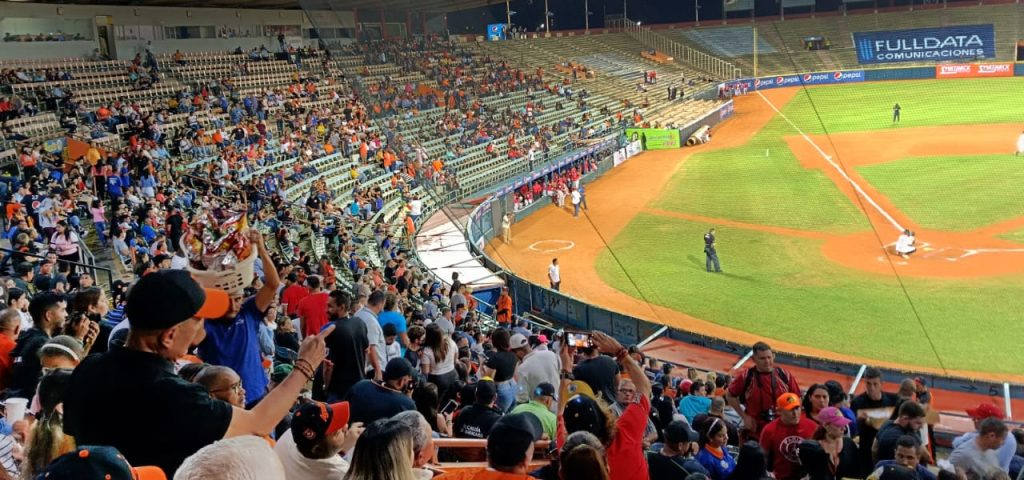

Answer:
[0,246,115,294]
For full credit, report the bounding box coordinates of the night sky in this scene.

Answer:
[446,0,939,34]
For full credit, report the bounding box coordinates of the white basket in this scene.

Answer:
[184,243,258,296]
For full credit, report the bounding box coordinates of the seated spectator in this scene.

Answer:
[454,380,503,440]
[21,369,74,478]
[648,420,706,479]
[952,404,1017,473]
[727,441,772,480]
[412,382,451,437]
[510,382,557,441]
[345,357,416,425]
[64,270,334,475]
[344,417,417,480]
[695,418,736,480]
[473,413,543,480]
[949,417,1008,480]
[38,445,166,480]
[273,401,364,480]
[866,464,924,480]
[693,397,740,447]
[0,308,21,390]
[873,401,927,463]
[393,410,437,477]
[175,435,286,480]
[1010,429,1024,479]
[194,365,247,408]
[679,380,712,424]
[872,435,937,480]
[532,430,608,480]
[611,377,657,447]
[9,291,72,399]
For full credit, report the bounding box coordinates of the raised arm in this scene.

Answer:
[250,230,280,312]
[591,331,651,398]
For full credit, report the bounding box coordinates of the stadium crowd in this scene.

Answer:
[0,34,1020,480]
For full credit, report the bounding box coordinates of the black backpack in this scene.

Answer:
[740,366,790,404]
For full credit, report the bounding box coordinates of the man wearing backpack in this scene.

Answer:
[726,342,802,441]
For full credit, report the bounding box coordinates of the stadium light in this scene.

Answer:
[636,21,642,26]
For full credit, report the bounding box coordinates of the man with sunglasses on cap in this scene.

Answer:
[274,400,365,479]
[64,269,334,476]
[759,393,817,480]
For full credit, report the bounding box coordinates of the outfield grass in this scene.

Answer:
[657,115,870,232]
[857,154,1024,231]
[785,78,1024,134]
[596,213,1024,374]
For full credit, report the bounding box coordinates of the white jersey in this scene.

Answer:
[895,234,916,254]
[1016,133,1024,153]
[548,263,560,283]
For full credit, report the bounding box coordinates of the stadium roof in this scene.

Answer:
[41,0,491,13]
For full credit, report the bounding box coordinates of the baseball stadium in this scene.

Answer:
[3,0,1024,476]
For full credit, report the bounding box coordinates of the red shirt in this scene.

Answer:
[759,416,818,480]
[726,367,801,433]
[0,334,14,391]
[607,394,650,480]
[280,284,309,317]
[296,291,329,338]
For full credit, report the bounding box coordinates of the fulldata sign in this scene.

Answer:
[853,24,995,64]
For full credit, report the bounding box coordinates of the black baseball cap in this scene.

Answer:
[290,401,351,452]
[563,394,608,440]
[40,445,166,480]
[487,413,542,468]
[664,420,698,443]
[382,357,413,382]
[475,380,497,405]
[533,382,556,399]
[125,270,230,330]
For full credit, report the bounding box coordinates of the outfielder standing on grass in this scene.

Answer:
[892,103,901,123]
[704,228,721,273]
[1016,130,1024,156]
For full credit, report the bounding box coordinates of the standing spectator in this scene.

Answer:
[454,380,503,440]
[296,275,329,338]
[949,418,1008,480]
[420,323,458,400]
[611,378,658,447]
[495,287,513,326]
[482,328,519,412]
[0,308,20,391]
[728,441,773,480]
[510,382,557,440]
[872,401,927,463]
[324,290,367,402]
[345,357,416,425]
[403,325,425,372]
[280,273,309,318]
[273,401,364,480]
[512,332,560,408]
[572,343,619,404]
[798,407,860,480]
[852,367,901,473]
[952,404,1017,473]
[49,221,80,274]
[471,413,543,480]
[759,393,817,480]
[64,269,334,475]
[726,341,800,440]
[548,258,560,290]
[647,420,705,478]
[377,293,409,351]
[355,290,386,382]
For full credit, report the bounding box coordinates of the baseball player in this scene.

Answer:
[1016,130,1024,156]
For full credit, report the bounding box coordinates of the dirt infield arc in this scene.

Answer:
[485,88,1024,384]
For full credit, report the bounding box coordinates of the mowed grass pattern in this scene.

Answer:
[594,79,1024,373]
[858,155,1024,231]
[596,214,1024,374]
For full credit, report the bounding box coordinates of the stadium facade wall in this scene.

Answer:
[456,98,1024,398]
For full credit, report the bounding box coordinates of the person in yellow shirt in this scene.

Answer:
[85,142,101,166]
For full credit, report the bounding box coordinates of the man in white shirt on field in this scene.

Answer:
[571,189,582,217]
[548,258,560,291]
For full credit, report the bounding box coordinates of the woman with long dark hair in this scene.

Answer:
[727,441,772,480]
[480,327,518,412]
[49,221,80,275]
[799,407,860,480]
[412,382,451,437]
[420,323,457,400]
[802,383,831,424]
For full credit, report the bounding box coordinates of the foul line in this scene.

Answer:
[756,91,905,234]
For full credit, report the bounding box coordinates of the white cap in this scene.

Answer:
[510,333,529,350]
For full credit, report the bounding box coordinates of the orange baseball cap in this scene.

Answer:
[776,393,801,411]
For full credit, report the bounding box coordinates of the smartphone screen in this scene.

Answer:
[566,332,592,348]
[441,399,458,415]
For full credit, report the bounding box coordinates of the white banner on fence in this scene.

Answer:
[613,148,627,167]
[626,140,642,157]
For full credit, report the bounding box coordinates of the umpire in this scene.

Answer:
[704,228,721,273]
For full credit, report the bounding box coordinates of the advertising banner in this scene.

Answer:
[724,0,754,11]
[486,23,507,41]
[853,24,995,64]
[613,149,626,167]
[723,70,865,92]
[625,128,681,150]
[625,140,642,157]
[935,62,1014,79]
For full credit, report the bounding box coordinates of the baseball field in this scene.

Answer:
[486,77,1024,380]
